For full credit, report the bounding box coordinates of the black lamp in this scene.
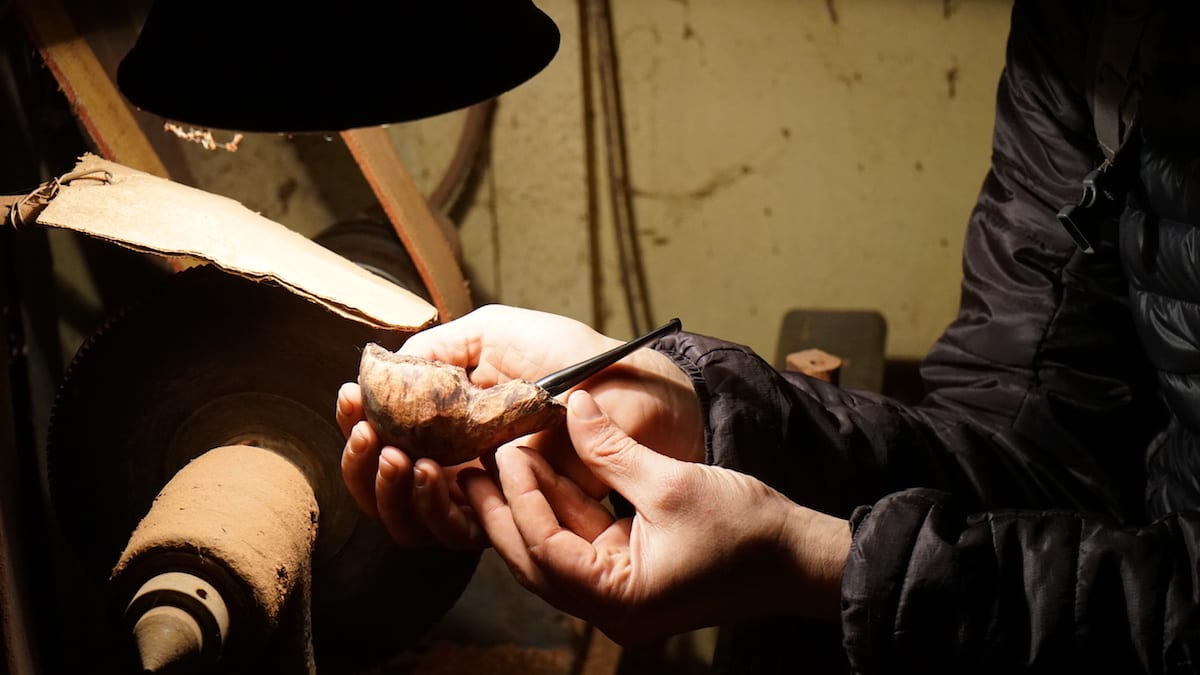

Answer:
[117,0,560,132]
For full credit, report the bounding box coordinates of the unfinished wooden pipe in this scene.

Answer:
[358,345,566,466]
[358,318,681,465]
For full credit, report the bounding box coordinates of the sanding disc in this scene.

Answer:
[46,264,478,673]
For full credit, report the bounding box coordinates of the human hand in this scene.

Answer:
[338,305,704,548]
[337,382,487,548]
[396,305,704,467]
[460,390,851,645]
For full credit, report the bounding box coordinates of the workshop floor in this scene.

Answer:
[365,550,717,675]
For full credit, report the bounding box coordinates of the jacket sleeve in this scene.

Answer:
[841,488,1200,673]
[653,0,1165,522]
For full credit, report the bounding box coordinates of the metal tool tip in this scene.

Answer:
[133,605,203,672]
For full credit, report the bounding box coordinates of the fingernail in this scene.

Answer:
[377,457,397,482]
[456,467,484,491]
[568,391,602,420]
[492,445,510,468]
[413,467,427,488]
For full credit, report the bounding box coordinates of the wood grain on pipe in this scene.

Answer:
[358,344,565,465]
[358,318,681,465]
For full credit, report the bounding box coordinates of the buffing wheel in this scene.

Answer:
[46,264,478,673]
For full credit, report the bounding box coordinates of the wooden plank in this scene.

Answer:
[15,0,169,178]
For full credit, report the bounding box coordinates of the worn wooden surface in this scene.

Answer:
[359,345,566,465]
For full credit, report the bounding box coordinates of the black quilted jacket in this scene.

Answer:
[654,1,1200,672]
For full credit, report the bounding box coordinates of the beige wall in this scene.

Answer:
[442,0,1013,360]
[178,0,1014,362]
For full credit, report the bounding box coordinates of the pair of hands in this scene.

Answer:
[336,306,849,642]
[338,305,705,549]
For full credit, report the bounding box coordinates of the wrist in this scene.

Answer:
[777,504,851,622]
[593,348,705,464]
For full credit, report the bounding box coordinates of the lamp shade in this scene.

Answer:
[116,1,560,132]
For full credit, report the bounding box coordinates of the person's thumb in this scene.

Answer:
[565,390,681,509]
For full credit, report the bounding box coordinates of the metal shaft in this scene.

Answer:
[535,318,681,396]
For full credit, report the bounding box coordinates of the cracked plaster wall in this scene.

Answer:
[178,0,1012,362]
[451,0,1011,361]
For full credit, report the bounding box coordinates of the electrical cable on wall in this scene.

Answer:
[577,0,604,331]
[582,0,655,336]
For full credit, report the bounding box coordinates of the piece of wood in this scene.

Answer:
[785,348,843,385]
[775,309,886,392]
[358,345,566,465]
[16,0,169,178]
